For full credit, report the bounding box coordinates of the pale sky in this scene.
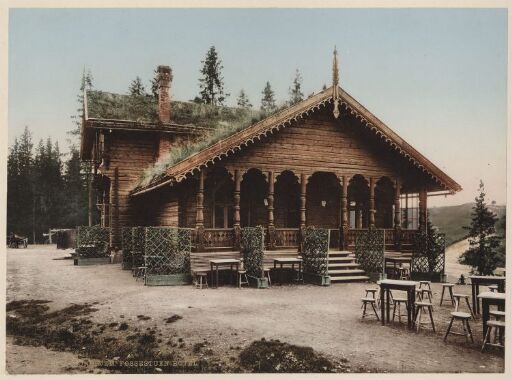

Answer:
[8,8,507,207]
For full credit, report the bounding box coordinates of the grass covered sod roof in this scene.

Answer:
[86,90,265,128]
[84,90,275,189]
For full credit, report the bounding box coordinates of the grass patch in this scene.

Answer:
[239,338,349,373]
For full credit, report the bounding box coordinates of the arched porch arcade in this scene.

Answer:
[191,166,427,252]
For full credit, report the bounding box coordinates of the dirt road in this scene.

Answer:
[6,245,504,374]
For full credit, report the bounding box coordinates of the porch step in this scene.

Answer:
[326,249,369,283]
[328,262,360,269]
[328,250,351,258]
[330,275,370,283]
[328,269,366,275]
[327,257,356,263]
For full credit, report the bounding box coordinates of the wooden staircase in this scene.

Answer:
[327,250,369,283]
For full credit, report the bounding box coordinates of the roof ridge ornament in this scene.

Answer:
[332,46,341,118]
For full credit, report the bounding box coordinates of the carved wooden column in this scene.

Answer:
[233,169,242,249]
[299,173,307,252]
[110,167,120,251]
[404,193,409,229]
[355,203,362,229]
[340,175,348,250]
[196,169,205,251]
[369,177,376,228]
[419,188,427,228]
[267,171,275,250]
[394,180,401,249]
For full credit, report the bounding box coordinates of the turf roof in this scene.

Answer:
[86,90,278,190]
[86,90,265,128]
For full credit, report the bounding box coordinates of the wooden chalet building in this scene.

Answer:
[80,52,461,281]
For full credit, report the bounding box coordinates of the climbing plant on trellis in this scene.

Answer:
[412,227,446,275]
[131,227,145,269]
[241,226,265,278]
[76,225,110,258]
[144,227,191,276]
[302,227,329,276]
[354,228,384,274]
[121,227,133,268]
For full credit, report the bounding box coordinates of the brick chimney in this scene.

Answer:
[157,65,172,123]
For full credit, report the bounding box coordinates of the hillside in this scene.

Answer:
[429,203,506,246]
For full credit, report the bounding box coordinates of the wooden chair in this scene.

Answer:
[414,301,436,332]
[392,297,408,323]
[238,270,249,288]
[263,267,272,287]
[444,311,474,343]
[489,310,506,344]
[440,283,455,306]
[399,267,410,280]
[453,293,476,320]
[364,288,379,307]
[361,297,380,320]
[420,288,433,305]
[481,320,505,351]
[134,266,146,282]
[419,280,432,291]
[194,271,209,289]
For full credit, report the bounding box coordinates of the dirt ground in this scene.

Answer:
[5,244,504,374]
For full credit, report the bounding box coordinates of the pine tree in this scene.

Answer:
[17,127,35,241]
[32,138,64,242]
[199,46,227,105]
[458,181,502,275]
[236,89,252,108]
[70,69,94,137]
[66,69,96,227]
[260,81,277,113]
[150,68,159,98]
[288,69,304,105]
[7,138,20,237]
[62,147,88,227]
[129,76,146,96]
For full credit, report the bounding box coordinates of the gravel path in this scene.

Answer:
[6,245,504,374]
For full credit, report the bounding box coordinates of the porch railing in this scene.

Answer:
[347,228,417,250]
[194,227,419,252]
[203,228,235,249]
[274,228,300,248]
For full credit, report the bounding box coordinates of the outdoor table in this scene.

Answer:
[477,291,505,336]
[469,276,506,314]
[273,257,303,285]
[209,259,240,288]
[378,279,417,329]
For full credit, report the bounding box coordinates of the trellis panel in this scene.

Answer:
[121,227,133,268]
[302,227,329,276]
[354,229,384,274]
[241,226,265,278]
[76,226,110,258]
[131,227,146,269]
[412,231,446,274]
[144,227,191,276]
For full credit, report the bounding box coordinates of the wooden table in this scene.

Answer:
[469,276,506,314]
[379,279,417,329]
[210,259,240,288]
[477,291,505,336]
[273,257,303,285]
